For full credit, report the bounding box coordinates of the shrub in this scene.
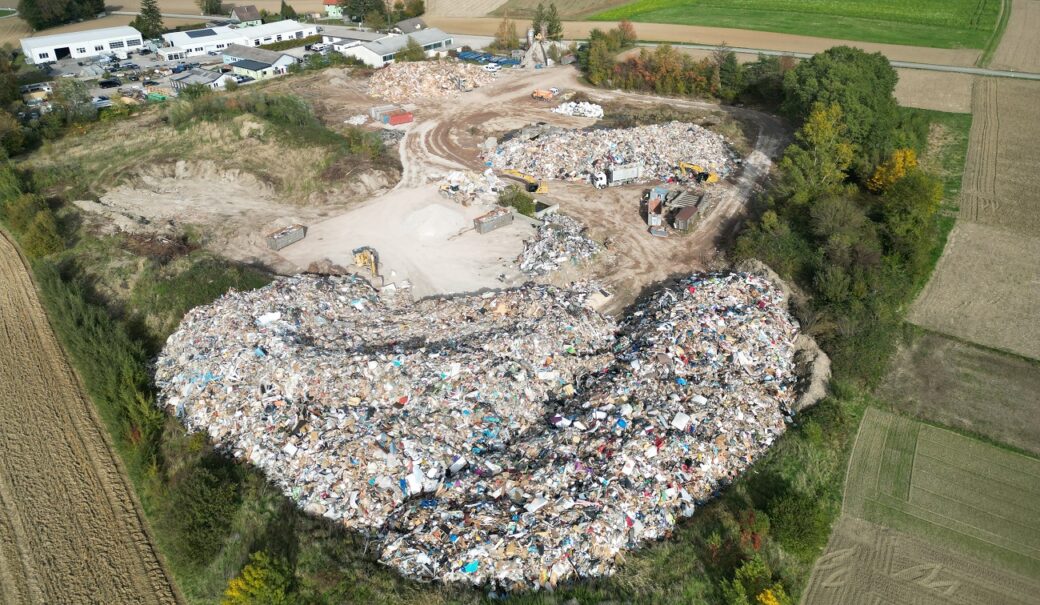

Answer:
[21,208,63,257]
[223,551,295,605]
[498,185,535,216]
[163,462,241,565]
[2,193,45,232]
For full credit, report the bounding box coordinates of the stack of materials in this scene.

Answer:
[369,62,496,103]
[155,272,801,590]
[517,214,600,275]
[551,101,604,118]
[486,121,736,184]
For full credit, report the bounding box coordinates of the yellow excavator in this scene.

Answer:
[677,162,719,184]
[502,169,548,194]
[352,246,379,278]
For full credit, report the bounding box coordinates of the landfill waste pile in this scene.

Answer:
[369,62,496,104]
[518,214,600,275]
[345,114,368,125]
[438,169,503,205]
[155,272,800,590]
[487,121,736,184]
[551,101,604,119]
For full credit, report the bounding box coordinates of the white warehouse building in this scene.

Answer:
[162,20,318,57]
[20,26,144,64]
[333,28,455,68]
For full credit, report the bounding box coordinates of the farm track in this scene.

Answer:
[0,230,181,605]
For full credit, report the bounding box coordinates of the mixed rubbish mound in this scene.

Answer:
[369,62,496,104]
[486,121,737,184]
[156,272,800,589]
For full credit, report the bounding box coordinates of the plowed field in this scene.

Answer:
[0,231,180,605]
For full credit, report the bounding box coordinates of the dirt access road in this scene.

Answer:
[0,230,180,605]
[279,66,784,308]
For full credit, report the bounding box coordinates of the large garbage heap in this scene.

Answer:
[518,214,601,275]
[369,62,497,104]
[486,121,737,184]
[155,272,799,590]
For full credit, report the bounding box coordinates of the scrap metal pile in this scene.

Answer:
[551,101,604,119]
[155,272,800,589]
[518,214,600,275]
[486,121,736,184]
[369,62,496,104]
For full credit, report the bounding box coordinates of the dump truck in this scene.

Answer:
[591,163,644,188]
[677,162,719,184]
[502,169,548,194]
[531,89,555,101]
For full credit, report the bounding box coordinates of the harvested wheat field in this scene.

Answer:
[990,0,1040,72]
[804,408,1040,605]
[908,78,1040,360]
[879,331,1040,455]
[0,231,180,605]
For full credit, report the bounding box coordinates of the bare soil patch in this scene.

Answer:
[894,69,974,113]
[0,231,180,605]
[425,17,982,66]
[990,0,1040,72]
[490,0,629,18]
[879,330,1040,455]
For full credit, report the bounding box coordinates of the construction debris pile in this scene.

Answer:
[438,169,503,205]
[551,101,604,119]
[155,272,800,590]
[369,62,496,103]
[518,214,600,275]
[345,114,368,125]
[487,121,736,184]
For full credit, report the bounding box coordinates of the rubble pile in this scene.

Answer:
[518,214,600,275]
[487,121,736,184]
[155,272,800,589]
[345,114,368,125]
[369,62,496,103]
[551,101,604,119]
[438,169,503,205]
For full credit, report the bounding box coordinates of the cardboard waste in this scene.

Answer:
[155,272,800,590]
[369,62,496,104]
[518,214,600,275]
[551,101,604,119]
[486,121,736,185]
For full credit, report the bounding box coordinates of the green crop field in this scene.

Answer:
[804,407,1040,605]
[591,0,1003,49]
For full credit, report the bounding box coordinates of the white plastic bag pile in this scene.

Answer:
[551,101,604,118]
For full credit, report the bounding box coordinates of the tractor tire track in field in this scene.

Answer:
[0,230,181,605]
[961,77,999,221]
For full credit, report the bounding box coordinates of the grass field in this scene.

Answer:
[591,0,1002,49]
[804,408,1040,604]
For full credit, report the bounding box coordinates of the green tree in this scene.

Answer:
[130,0,164,39]
[782,46,899,173]
[722,555,775,605]
[279,0,296,19]
[340,0,383,21]
[178,83,212,101]
[364,8,387,29]
[584,38,612,85]
[222,551,294,605]
[395,36,425,61]
[50,79,95,124]
[404,0,423,17]
[0,112,27,157]
[196,0,222,16]
[775,103,854,206]
[498,185,535,216]
[19,0,105,30]
[545,2,562,41]
[531,2,545,37]
[879,169,942,269]
[22,208,63,257]
[163,464,240,564]
[493,14,519,50]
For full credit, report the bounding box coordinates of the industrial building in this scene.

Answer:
[222,44,297,79]
[20,26,144,64]
[161,20,318,57]
[333,28,454,68]
[170,68,236,91]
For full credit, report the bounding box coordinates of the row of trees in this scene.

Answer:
[337,0,424,30]
[18,0,104,30]
[491,2,564,52]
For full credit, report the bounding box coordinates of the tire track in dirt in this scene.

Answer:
[0,230,181,605]
[961,78,1000,221]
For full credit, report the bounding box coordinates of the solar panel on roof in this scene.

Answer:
[185,29,217,38]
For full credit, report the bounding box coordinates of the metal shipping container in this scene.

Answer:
[266,224,307,250]
[474,208,513,234]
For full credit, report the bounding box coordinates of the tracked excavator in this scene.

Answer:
[676,162,720,184]
[501,169,548,194]
[352,246,379,279]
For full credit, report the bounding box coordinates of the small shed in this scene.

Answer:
[673,206,700,232]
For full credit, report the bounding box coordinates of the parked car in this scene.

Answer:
[128,74,140,81]
[482,63,501,72]
[138,49,152,55]
[143,80,160,86]
[99,79,121,88]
